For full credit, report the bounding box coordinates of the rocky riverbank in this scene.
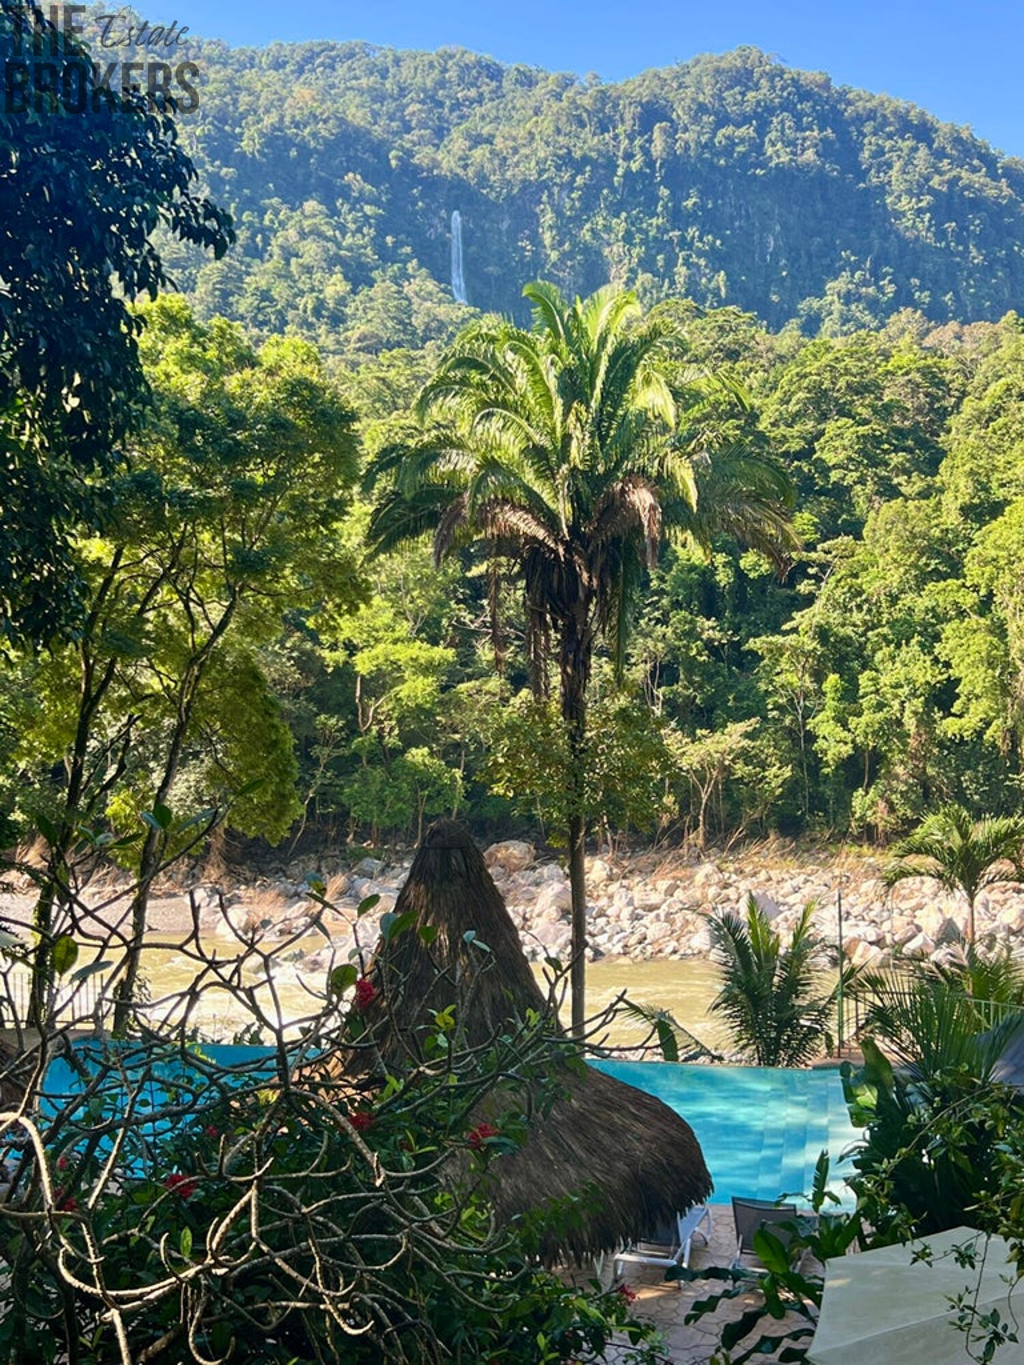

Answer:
[322,839,1024,967]
[4,838,1012,970]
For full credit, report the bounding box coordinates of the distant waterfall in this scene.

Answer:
[450,210,467,304]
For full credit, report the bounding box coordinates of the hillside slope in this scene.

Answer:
[158,38,1024,351]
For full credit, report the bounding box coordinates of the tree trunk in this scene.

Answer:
[567,806,587,1038]
[560,618,592,1039]
[30,561,125,1025]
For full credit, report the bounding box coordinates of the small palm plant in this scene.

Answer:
[854,938,1024,1073]
[928,937,1024,1011]
[707,896,841,1067]
[883,803,1024,943]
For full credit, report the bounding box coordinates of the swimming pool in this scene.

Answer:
[590,1059,861,1207]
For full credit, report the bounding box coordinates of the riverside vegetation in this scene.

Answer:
[11,294,1024,897]
[11,24,1024,888]
[9,7,1024,1360]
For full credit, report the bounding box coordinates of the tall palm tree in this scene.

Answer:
[883,803,1024,942]
[366,281,794,1034]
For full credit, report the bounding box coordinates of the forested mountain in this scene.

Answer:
[11,16,1024,858]
[154,34,1024,352]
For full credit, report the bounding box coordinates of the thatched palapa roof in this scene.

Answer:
[351,820,712,1262]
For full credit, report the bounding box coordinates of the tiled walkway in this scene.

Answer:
[563,1203,820,1364]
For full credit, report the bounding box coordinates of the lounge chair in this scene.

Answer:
[730,1196,803,1271]
[613,1204,712,1286]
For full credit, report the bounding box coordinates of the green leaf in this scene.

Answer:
[751,1226,792,1275]
[141,802,173,832]
[329,964,358,995]
[179,807,218,832]
[380,909,416,942]
[51,935,79,975]
[180,1227,193,1259]
[357,894,380,917]
[656,1017,679,1063]
[722,1307,774,1351]
[70,959,112,983]
[35,812,58,845]
[418,924,438,945]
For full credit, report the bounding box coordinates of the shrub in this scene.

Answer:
[706,896,842,1067]
[0,884,667,1365]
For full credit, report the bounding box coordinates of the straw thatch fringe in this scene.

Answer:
[350,820,712,1263]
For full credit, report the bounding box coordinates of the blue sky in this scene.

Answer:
[175,0,1024,159]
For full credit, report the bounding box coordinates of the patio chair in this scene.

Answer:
[613,1204,713,1287]
[730,1196,804,1272]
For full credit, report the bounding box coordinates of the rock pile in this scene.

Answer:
[192,841,1024,970]
[6,841,1021,971]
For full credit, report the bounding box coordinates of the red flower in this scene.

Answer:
[164,1172,197,1199]
[353,977,376,1011]
[56,1156,68,1171]
[54,1188,77,1212]
[615,1282,638,1304]
[349,1111,374,1133]
[204,1126,219,1139]
[466,1122,500,1151]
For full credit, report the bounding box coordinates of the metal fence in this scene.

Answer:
[843,989,1024,1041]
[0,963,108,1032]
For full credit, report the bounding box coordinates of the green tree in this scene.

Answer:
[707,896,841,1066]
[664,718,788,849]
[0,0,233,645]
[367,280,793,1032]
[487,686,672,849]
[10,298,361,1027]
[883,803,1024,943]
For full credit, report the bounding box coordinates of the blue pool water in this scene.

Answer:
[37,1041,295,1176]
[591,1060,861,1207]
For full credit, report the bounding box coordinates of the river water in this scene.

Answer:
[133,938,728,1049]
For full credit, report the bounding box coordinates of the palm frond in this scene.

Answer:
[674,440,798,567]
[617,999,719,1063]
[523,280,572,359]
[418,332,524,422]
[479,499,562,556]
[366,484,459,557]
[598,332,677,442]
[589,476,663,564]
[927,939,1024,1006]
[432,492,470,564]
[577,289,644,406]
[855,969,1022,1080]
[602,550,647,679]
[503,337,562,447]
[580,284,641,351]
